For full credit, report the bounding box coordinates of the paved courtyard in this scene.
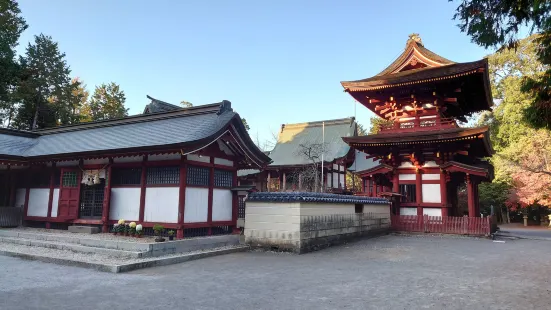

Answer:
[1,234,549,310]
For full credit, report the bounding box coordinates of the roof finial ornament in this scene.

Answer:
[407,33,423,47]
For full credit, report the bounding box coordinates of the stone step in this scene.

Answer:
[0,236,143,258]
[68,226,100,234]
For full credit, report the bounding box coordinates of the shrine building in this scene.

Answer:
[341,34,493,218]
[0,97,270,238]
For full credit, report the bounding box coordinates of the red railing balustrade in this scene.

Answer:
[391,215,491,236]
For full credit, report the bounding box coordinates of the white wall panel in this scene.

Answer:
[422,184,441,203]
[339,174,345,188]
[400,207,417,216]
[332,164,339,170]
[187,154,210,163]
[109,188,141,221]
[423,208,442,217]
[399,174,416,181]
[148,153,181,161]
[332,172,339,188]
[214,158,233,167]
[399,161,414,168]
[184,187,208,223]
[14,188,26,208]
[27,188,49,217]
[144,187,179,223]
[51,189,59,217]
[422,174,440,180]
[326,173,332,188]
[423,161,439,167]
[212,189,233,221]
[113,156,143,163]
[339,165,344,172]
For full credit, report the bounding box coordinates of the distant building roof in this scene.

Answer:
[268,117,356,168]
[247,192,389,204]
[348,150,380,173]
[0,99,270,168]
[143,95,182,114]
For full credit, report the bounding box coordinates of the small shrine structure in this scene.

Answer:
[341,34,493,217]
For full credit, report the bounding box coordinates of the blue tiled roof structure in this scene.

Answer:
[247,192,389,204]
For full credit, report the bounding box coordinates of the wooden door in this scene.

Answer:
[57,169,81,220]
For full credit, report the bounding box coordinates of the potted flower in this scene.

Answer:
[117,223,125,235]
[168,230,175,241]
[112,224,119,235]
[129,222,137,237]
[153,224,165,242]
[124,224,130,236]
[136,224,143,238]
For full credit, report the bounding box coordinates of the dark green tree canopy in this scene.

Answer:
[452,0,551,129]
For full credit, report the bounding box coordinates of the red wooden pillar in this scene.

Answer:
[46,163,56,229]
[416,169,423,216]
[373,179,377,197]
[474,181,480,216]
[207,157,214,235]
[440,169,448,217]
[466,174,475,217]
[177,156,187,239]
[138,155,148,222]
[101,158,113,233]
[343,165,347,190]
[232,168,239,234]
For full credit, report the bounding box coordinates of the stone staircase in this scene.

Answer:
[0,229,240,259]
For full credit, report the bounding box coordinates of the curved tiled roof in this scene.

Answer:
[247,192,389,204]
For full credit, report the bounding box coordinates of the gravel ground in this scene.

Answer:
[1,234,550,310]
[3,227,157,243]
[0,241,242,265]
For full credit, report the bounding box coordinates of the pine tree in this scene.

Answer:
[0,0,27,126]
[13,34,73,130]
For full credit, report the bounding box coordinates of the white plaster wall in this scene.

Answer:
[184,187,208,223]
[423,161,439,167]
[14,188,26,208]
[332,164,339,170]
[109,188,141,221]
[113,156,143,163]
[27,188,49,217]
[83,158,109,165]
[400,207,418,216]
[422,174,440,180]
[214,158,233,167]
[51,189,59,217]
[212,189,233,221]
[326,173,332,188]
[422,184,441,203]
[148,153,181,161]
[399,174,416,181]
[399,162,414,168]
[423,208,442,217]
[332,172,339,188]
[339,174,345,188]
[339,165,344,172]
[144,187,179,223]
[56,160,79,167]
[187,154,210,163]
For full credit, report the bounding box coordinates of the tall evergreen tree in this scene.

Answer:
[0,0,27,126]
[13,34,73,130]
[82,82,128,121]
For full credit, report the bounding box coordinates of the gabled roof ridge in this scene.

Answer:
[0,127,40,138]
[35,101,229,135]
[282,117,355,130]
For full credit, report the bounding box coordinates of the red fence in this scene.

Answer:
[391,215,491,236]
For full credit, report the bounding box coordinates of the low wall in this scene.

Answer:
[244,192,390,253]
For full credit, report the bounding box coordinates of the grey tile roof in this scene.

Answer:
[268,118,356,167]
[348,150,380,173]
[143,95,182,114]
[237,169,260,177]
[0,102,235,158]
[247,192,389,204]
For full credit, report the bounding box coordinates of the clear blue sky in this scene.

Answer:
[16,0,491,146]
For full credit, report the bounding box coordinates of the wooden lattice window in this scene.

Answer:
[62,172,78,187]
[400,184,416,203]
[112,168,142,185]
[146,166,179,185]
[214,169,233,188]
[187,166,210,186]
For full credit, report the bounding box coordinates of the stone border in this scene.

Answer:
[0,246,249,273]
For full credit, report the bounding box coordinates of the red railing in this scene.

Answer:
[391,215,491,236]
[379,117,458,133]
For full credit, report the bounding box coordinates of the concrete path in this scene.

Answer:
[1,235,549,310]
[498,223,551,240]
